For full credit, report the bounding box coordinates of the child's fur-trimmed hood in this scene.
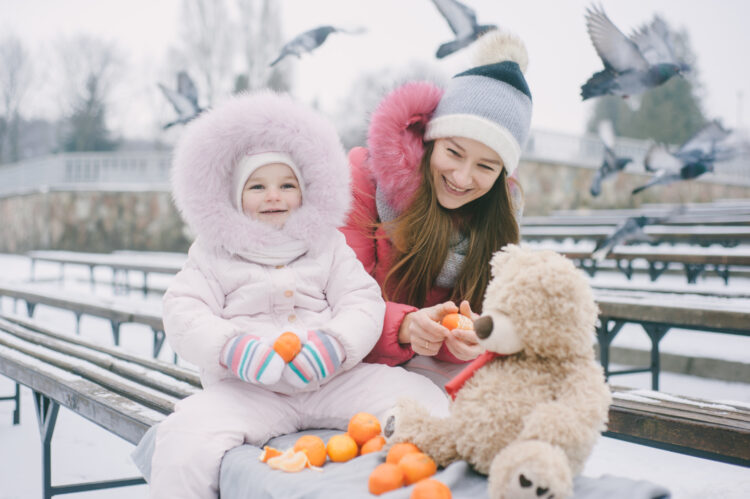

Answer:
[171,91,351,255]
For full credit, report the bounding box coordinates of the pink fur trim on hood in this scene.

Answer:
[367,81,443,213]
[171,90,350,255]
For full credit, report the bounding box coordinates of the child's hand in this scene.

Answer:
[220,334,285,385]
[282,330,346,388]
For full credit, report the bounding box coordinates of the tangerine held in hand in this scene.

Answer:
[293,435,327,467]
[326,434,358,462]
[385,442,421,465]
[347,412,381,446]
[411,478,451,499]
[273,332,302,362]
[368,463,405,495]
[441,313,474,331]
[397,452,437,485]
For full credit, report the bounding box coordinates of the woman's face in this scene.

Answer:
[430,137,504,210]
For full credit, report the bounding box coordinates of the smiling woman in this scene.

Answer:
[340,30,533,383]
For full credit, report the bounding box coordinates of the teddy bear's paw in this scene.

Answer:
[489,441,572,499]
[504,471,559,499]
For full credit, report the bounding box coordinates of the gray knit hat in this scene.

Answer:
[425,31,532,175]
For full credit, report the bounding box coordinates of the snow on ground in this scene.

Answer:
[0,253,749,498]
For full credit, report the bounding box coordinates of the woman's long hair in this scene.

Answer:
[383,141,521,312]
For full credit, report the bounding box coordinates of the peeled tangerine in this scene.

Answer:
[441,313,474,331]
[265,448,322,472]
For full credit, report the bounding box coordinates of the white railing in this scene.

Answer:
[0,151,172,198]
[0,130,748,198]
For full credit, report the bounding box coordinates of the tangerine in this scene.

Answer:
[385,442,421,465]
[360,435,386,455]
[368,463,405,495]
[293,435,327,467]
[441,313,474,331]
[347,412,381,446]
[410,478,451,499]
[326,434,358,462]
[273,332,302,362]
[397,452,437,485]
[258,445,283,463]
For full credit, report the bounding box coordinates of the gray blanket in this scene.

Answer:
[132,426,671,498]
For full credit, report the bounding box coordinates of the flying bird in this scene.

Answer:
[269,25,365,66]
[590,120,633,197]
[429,0,497,58]
[632,120,734,195]
[591,215,662,261]
[581,5,689,106]
[158,71,203,129]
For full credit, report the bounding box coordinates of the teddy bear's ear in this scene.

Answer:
[490,244,520,276]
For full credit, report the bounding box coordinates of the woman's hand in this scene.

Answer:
[398,301,458,356]
[444,301,483,361]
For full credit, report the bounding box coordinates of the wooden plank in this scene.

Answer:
[523,214,750,227]
[27,250,185,275]
[0,318,197,399]
[0,330,179,415]
[0,344,164,444]
[521,225,750,243]
[0,313,200,387]
[608,387,750,465]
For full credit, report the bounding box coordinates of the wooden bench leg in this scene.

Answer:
[74,312,83,335]
[153,329,166,358]
[712,264,730,285]
[32,391,145,498]
[596,318,625,380]
[110,321,121,346]
[26,301,37,317]
[684,263,706,284]
[648,261,669,281]
[616,259,634,280]
[641,323,671,391]
[143,271,149,296]
[578,258,597,278]
[0,382,21,424]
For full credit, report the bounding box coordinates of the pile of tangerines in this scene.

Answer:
[258,411,451,498]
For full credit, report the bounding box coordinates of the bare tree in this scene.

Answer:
[235,0,291,92]
[57,35,123,151]
[0,36,33,163]
[175,0,235,105]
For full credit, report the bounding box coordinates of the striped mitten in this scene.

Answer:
[220,335,284,385]
[282,330,346,388]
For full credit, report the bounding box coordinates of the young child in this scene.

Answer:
[147,91,449,498]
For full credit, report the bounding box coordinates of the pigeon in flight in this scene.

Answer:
[632,120,734,195]
[590,120,633,197]
[430,0,497,58]
[158,71,203,129]
[591,215,662,261]
[269,25,365,66]
[581,5,689,106]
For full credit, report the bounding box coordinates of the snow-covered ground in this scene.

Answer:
[0,253,749,498]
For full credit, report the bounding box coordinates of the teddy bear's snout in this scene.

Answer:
[474,315,493,339]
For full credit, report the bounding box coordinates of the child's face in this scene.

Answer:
[241,163,302,227]
[430,137,504,210]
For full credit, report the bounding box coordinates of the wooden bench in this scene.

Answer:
[594,288,750,390]
[0,313,200,498]
[526,241,750,284]
[1,314,747,499]
[520,225,750,246]
[27,250,184,295]
[0,282,166,357]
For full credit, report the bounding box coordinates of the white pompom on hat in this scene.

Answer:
[425,30,533,175]
[233,152,305,211]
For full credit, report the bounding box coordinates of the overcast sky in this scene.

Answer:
[2,0,749,142]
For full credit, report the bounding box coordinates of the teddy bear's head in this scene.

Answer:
[474,245,599,358]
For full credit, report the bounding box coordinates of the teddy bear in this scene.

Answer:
[384,245,612,499]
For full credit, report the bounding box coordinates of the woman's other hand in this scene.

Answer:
[445,300,482,361]
[399,301,458,356]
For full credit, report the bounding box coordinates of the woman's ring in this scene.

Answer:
[425,340,429,349]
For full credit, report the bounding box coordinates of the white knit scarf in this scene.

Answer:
[235,237,308,266]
